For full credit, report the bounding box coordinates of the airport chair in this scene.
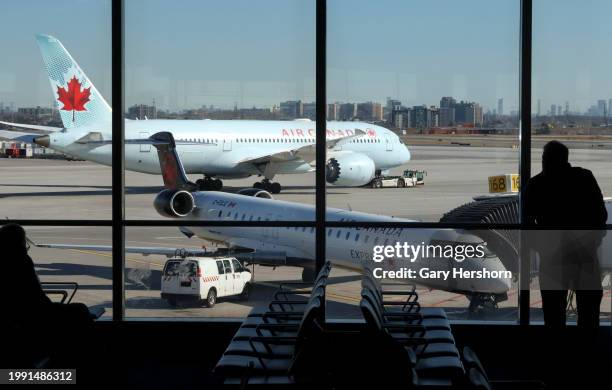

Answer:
[362,277,450,325]
[239,285,326,329]
[361,288,459,358]
[362,272,448,319]
[360,297,463,388]
[215,297,327,385]
[247,263,331,318]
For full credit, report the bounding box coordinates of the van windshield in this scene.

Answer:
[163,260,197,276]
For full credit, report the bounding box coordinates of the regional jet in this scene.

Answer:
[0,34,411,193]
[32,132,514,311]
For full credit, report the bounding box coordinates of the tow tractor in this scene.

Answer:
[368,169,427,188]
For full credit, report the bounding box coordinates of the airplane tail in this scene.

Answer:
[150,132,197,191]
[35,34,111,129]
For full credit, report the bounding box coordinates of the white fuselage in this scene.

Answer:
[179,191,512,294]
[44,120,410,179]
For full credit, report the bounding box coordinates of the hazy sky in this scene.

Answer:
[0,0,611,113]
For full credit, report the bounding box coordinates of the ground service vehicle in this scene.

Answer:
[369,169,426,188]
[161,257,252,307]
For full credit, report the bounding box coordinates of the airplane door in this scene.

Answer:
[385,136,393,151]
[139,132,151,152]
[223,139,232,151]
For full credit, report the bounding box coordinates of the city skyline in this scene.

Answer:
[2,1,612,114]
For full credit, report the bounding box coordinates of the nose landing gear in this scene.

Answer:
[196,177,223,191]
[253,179,282,194]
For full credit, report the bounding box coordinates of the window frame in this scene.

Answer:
[5,0,610,324]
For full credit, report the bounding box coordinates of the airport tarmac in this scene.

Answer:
[2,145,611,320]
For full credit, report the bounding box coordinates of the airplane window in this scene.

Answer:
[302,227,306,232]
[257,217,261,221]
[345,232,350,240]
[249,215,253,221]
[234,213,238,219]
[336,230,341,238]
[354,234,360,242]
[364,235,369,243]
[241,214,245,220]
[328,229,332,236]
[226,211,231,217]
[310,228,314,233]
[217,210,222,218]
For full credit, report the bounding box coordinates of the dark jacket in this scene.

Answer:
[524,166,607,228]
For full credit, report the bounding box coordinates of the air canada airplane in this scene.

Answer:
[32,132,514,310]
[0,34,411,194]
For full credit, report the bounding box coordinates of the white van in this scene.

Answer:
[161,257,252,307]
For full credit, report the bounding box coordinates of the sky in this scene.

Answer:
[0,0,611,114]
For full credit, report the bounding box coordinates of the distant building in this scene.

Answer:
[392,107,411,129]
[537,99,541,116]
[327,102,339,120]
[550,104,556,117]
[411,105,431,129]
[439,107,455,126]
[385,98,402,121]
[338,103,356,121]
[454,101,482,126]
[598,99,607,117]
[17,106,53,119]
[356,101,383,121]
[302,102,316,120]
[440,96,456,108]
[127,104,156,120]
[497,98,504,116]
[279,100,303,119]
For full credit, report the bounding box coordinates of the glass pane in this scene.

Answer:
[325,227,519,322]
[24,225,112,319]
[0,1,112,219]
[532,0,612,324]
[327,0,520,222]
[124,0,316,220]
[125,226,314,319]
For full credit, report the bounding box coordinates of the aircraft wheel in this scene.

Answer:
[301,267,316,283]
[213,179,223,190]
[373,179,383,188]
[397,178,405,188]
[270,182,281,194]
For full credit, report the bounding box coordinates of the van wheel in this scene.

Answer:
[240,283,251,301]
[397,178,405,188]
[373,179,383,188]
[205,289,217,308]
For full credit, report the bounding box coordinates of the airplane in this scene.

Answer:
[31,131,514,312]
[0,34,411,194]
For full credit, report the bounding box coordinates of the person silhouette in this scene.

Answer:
[524,141,607,328]
[0,223,93,326]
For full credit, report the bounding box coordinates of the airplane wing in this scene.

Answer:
[237,129,366,165]
[0,120,63,133]
[28,238,210,258]
[0,129,42,143]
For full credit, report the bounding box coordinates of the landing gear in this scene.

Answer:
[253,179,282,194]
[467,293,499,317]
[196,177,223,191]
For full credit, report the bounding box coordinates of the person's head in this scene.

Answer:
[542,141,570,175]
[0,223,28,256]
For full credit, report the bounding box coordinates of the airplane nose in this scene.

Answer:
[33,135,50,148]
[404,144,411,163]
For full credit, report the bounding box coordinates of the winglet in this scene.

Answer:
[150,132,197,191]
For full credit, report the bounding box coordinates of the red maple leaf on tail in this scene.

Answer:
[57,76,91,122]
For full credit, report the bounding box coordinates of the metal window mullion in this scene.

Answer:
[315,0,327,276]
[111,0,125,321]
[519,0,533,326]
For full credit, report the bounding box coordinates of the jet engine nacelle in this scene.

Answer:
[326,152,376,186]
[236,188,273,199]
[154,189,195,218]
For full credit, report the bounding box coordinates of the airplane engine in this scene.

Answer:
[236,188,273,199]
[154,189,195,218]
[326,152,376,187]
